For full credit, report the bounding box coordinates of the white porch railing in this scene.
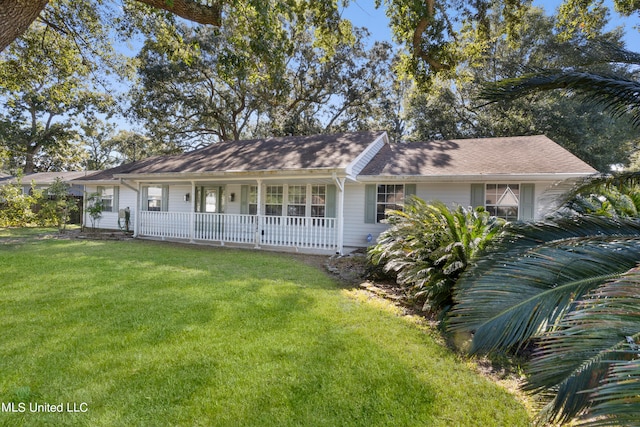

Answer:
[138,211,337,251]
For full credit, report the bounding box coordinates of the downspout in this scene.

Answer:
[119,178,140,237]
[333,173,346,255]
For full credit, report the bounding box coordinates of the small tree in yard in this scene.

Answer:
[85,191,103,231]
[39,177,77,232]
[368,197,504,315]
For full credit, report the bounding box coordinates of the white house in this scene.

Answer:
[74,131,597,254]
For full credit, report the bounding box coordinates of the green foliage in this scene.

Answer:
[85,191,104,230]
[380,0,639,86]
[38,178,78,231]
[369,198,504,313]
[449,215,640,425]
[528,270,640,426]
[0,21,112,172]
[132,22,397,147]
[0,177,42,227]
[569,177,640,218]
[403,6,637,171]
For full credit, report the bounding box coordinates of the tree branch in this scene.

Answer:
[412,0,451,72]
[136,0,222,26]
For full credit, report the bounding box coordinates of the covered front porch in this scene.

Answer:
[122,172,348,254]
[137,211,339,252]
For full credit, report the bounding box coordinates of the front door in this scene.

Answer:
[196,186,225,213]
[195,186,225,240]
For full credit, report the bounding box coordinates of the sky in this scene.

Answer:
[91,0,640,137]
[341,0,640,49]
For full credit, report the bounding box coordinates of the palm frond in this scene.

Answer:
[527,267,640,425]
[581,360,640,427]
[449,216,640,354]
[579,40,640,67]
[468,215,640,280]
[481,70,640,127]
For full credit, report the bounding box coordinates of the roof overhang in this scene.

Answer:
[102,167,355,185]
[355,172,597,182]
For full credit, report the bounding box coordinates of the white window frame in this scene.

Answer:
[265,185,283,216]
[376,184,405,223]
[143,185,168,212]
[485,183,520,221]
[311,185,326,218]
[97,185,117,213]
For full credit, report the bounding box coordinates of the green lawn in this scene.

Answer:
[0,230,530,426]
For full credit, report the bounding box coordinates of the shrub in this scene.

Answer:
[38,178,78,231]
[368,197,504,314]
[0,177,42,227]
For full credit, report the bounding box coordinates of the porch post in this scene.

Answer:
[134,181,141,237]
[334,175,346,255]
[254,179,262,248]
[189,181,196,242]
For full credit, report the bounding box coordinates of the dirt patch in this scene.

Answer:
[75,230,134,241]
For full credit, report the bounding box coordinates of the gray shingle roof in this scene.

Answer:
[80,131,385,181]
[359,135,597,176]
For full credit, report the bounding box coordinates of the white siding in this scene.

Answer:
[168,185,192,212]
[225,184,243,215]
[342,183,385,249]
[342,182,474,249]
[342,180,563,250]
[347,135,386,177]
[83,184,137,231]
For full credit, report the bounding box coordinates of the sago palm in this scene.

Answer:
[529,268,640,426]
[449,215,640,425]
[369,198,503,313]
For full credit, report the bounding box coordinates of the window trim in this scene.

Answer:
[241,184,333,218]
[96,185,119,213]
[471,182,536,221]
[142,185,168,212]
[365,184,416,224]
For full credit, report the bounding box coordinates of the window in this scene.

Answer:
[311,185,326,217]
[241,184,332,217]
[147,187,162,211]
[265,185,283,216]
[248,186,258,215]
[485,184,519,221]
[365,184,415,224]
[287,185,306,217]
[97,186,118,212]
[144,186,167,212]
[376,184,404,223]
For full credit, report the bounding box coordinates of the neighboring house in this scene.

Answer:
[0,171,97,197]
[74,131,597,254]
[0,171,98,224]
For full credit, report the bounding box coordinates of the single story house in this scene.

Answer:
[0,171,97,196]
[74,131,597,254]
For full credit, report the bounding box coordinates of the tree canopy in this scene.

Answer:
[0,0,639,173]
[401,6,639,171]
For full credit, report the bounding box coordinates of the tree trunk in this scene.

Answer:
[0,0,221,54]
[0,0,48,52]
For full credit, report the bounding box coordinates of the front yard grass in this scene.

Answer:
[0,231,530,426]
